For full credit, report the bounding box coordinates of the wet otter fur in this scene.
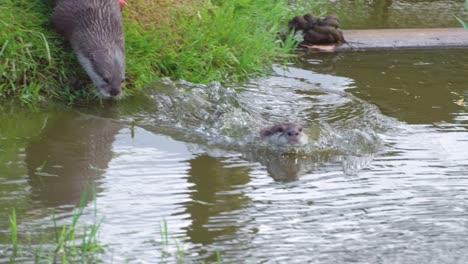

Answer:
[260,122,309,146]
[52,0,126,98]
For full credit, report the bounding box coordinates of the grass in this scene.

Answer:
[123,0,302,86]
[454,0,468,29]
[7,186,104,263]
[9,208,18,256]
[0,0,73,102]
[0,0,314,103]
[7,192,225,263]
[158,218,224,263]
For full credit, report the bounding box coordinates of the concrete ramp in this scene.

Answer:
[303,28,468,51]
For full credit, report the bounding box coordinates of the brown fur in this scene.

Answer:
[287,13,346,45]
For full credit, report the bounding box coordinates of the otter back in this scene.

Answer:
[52,0,126,98]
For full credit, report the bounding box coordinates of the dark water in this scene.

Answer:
[2,1,468,262]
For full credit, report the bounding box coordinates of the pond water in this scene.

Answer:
[324,0,466,29]
[1,48,468,263]
[2,1,468,263]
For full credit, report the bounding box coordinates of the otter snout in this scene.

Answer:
[260,122,309,146]
[278,128,308,146]
[76,48,125,99]
[285,130,306,145]
[110,88,120,97]
[98,76,124,98]
[99,84,121,98]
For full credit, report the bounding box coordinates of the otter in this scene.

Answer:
[260,123,309,146]
[288,15,313,32]
[319,15,340,29]
[303,29,334,45]
[52,0,126,98]
[303,13,318,25]
[287,13,346,46]
[304,26,345,45]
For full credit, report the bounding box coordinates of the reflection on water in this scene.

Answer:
[26,112,122,208]
[184,155,251,260]
[298,49,468,124]
[1,50,468,262]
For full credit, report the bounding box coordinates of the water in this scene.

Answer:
[322,0,466,29]
[2,48,468,263]
[2,2,468,263]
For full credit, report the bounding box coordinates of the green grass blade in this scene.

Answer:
[9,208,18,255]
[454,15,468,29]
[52,210,59,244]
[216,250,223,263]
[0,40,8,58]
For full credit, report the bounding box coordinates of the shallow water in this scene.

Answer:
[1,47,468,262]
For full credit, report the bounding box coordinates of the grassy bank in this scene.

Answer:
[0,0,318,103]
[0,0,78,102]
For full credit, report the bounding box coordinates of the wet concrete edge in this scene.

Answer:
[303,28,468,52]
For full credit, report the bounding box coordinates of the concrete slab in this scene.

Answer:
[301,28,468,52]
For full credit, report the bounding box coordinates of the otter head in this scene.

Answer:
[260,123,309,146]
[76,47,126,99]
[288,16,309,32]
[303,13,318,24]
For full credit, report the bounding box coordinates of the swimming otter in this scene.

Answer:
[260,123,309,146]
[52,0,126,98]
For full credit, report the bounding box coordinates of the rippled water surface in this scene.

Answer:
[1,47,468,263]
[322,0,466,29]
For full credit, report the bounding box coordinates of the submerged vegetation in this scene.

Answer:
[0,0,316,102]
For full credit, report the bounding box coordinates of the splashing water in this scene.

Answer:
[132,75,398,177]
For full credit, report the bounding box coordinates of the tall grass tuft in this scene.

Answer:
[160,218,169,246]
[8,186,104,263]
[216,249,223,263]
[9,208,18,256]
[125,0,298,86]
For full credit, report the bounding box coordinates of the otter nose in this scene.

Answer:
[109,88,121,97]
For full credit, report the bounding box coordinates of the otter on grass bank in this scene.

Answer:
[287,13,346,46]
[52,0,126,98]
[288,15,313,32]
[260,123,309,146]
